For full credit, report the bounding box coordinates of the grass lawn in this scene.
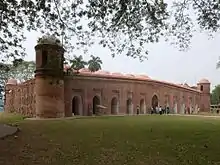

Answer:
[1,115,220,165]
[0,112,24,124]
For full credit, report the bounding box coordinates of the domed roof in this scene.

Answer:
[198,78,210,84]
[111,72,124,77]
[37,35,62,46]
[94,70,110,75]
[6,79,17,85]
[183,83,189,87]
[79,68,90,73]
[135,74,150,79]
[63,65,71,71]
[125,74,135,78]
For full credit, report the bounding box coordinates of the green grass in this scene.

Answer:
[1,115,220,165]
[0,112,24,124]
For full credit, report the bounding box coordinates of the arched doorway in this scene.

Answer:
[93,96,100,115]
[195,104,198,113]
[151,95,158,110]
[111,97,118,115]
[180,103,185,114]
[140,99,145,114]
[72,96,83,115]
[173,103,178,114]
[165,95,170,108]
[126,99,133,114]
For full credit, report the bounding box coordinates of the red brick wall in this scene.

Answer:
[64,74,204,117]
[35,76,65,118]
[4,79,36,117]
[4,74,210,118]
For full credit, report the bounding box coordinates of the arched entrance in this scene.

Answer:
[72,96,83,115]
[174,103,178,114]
[180,103,185,114]
[140,99,145,114]
[111,97,119,115]
[165,95,170,108]
[93,96,100,115]
[151,95,158,110]
[126,99,133,114]
[195,104,198,113]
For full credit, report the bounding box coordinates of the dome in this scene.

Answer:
[125,74,135,78]
[37,35,62,46]
[79,68,90,73]
[94,70,110,75]
[63,65,71,71]
[135,74,150,79]
[6,79,17,85]
[183,83,189,87]
[198,78,210,84]
[64,65,70,69]
[111,72,124,77]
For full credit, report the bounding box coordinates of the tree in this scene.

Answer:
[88,55,102,72]
[1,0,220,62]
[0,63,11,94]
[10,61,36,82]
[0,61,35,98]
[216,57,220,69]
[69,55,87,71]
[211,85,220,105]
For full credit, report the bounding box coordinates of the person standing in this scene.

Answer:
[159,106,162,115]
[151,107,154,114]
[156,106,159,114]
[136,105,140,115]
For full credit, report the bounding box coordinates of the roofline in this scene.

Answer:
[68,73,201,93]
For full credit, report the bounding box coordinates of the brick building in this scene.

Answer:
[4,36,211,118]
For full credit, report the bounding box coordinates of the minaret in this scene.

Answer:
[197,78,211,112]
[34,35,65,118]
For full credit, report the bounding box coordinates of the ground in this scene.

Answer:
[1,114,220,165]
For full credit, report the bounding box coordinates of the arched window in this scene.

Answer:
[200,85,203,91]
[42,50,48,67]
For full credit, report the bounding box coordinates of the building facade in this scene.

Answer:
[3,38,211,118]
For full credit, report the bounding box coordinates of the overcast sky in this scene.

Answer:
[23,30,220,90]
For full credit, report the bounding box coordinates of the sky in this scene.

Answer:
[23,30,220,90]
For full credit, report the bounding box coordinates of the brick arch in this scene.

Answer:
[92,95,101,115]
[126,98,133,114]
[151,93,159,109]
[111,97,119,115]
[180,95,186,114]
[164,94,170,108]
[72,95,83,116]
[173,96,178,114]
[140,98,146,114]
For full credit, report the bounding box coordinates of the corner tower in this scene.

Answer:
[197,78,211,112]
[34,35,65,118]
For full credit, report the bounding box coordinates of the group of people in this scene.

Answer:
[151,106,170,115]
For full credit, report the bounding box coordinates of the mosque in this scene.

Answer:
[4,36,210,118]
